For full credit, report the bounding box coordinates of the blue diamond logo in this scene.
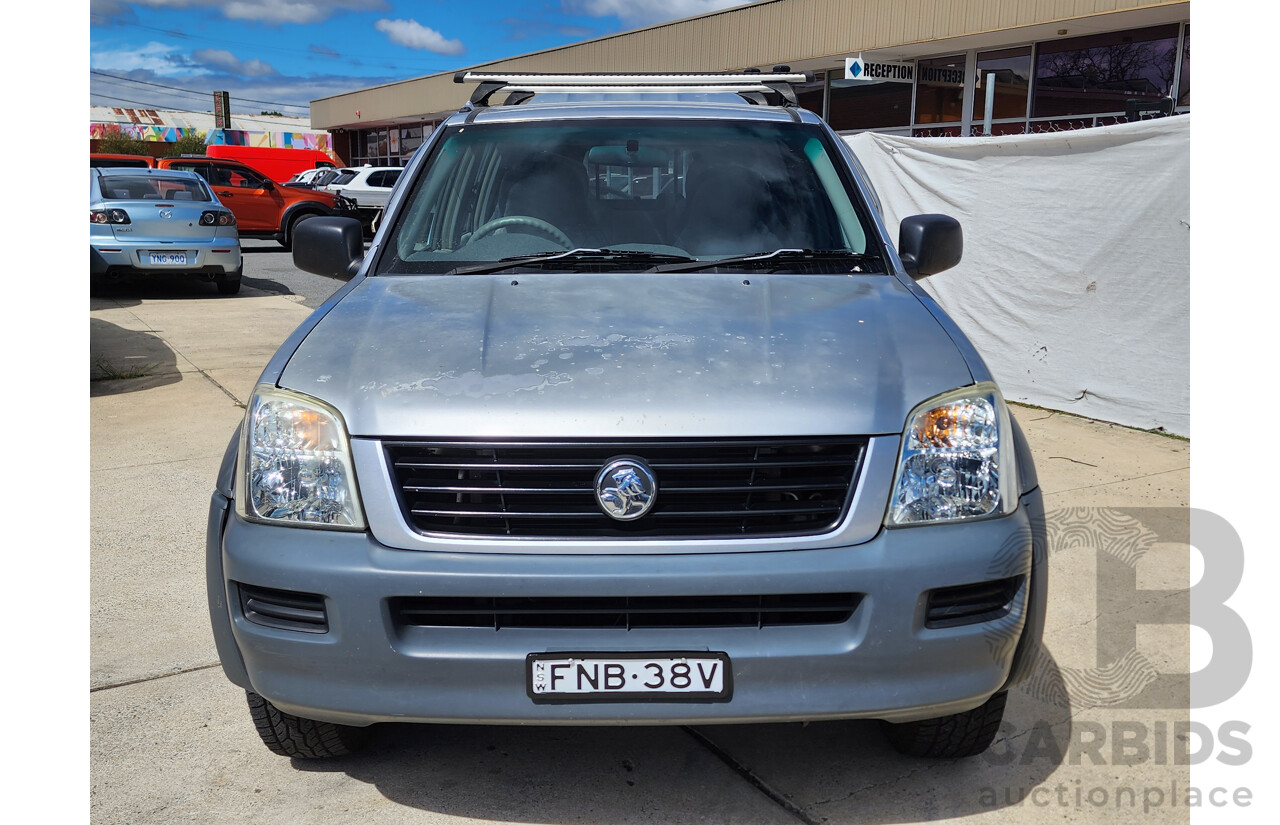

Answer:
[851,61,862,77]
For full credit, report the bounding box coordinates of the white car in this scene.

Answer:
[323,166,404,213]
[284,168,325,188]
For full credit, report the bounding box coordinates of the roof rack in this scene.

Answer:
[453,71,815,108]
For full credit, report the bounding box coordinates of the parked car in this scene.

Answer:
[156,156,356,249]
[322,165,403,230]
[90,167,241,293]
[90,153,156,168]
[207,72,1046,760]
[310,168,340,189]
[283,168,324,188]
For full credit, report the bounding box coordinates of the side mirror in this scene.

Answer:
[898,214,962,279]
[292,216,364,280]
[262,179,275,191]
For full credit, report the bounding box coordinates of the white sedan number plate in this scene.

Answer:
[149,252,188,265]
[528,652,731,703]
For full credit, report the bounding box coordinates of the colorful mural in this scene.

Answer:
[89,123,330,151]
[206,130,329,150]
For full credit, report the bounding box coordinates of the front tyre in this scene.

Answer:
[279,212,318,251]
[880,691,1007,758]
[245,691,370,758]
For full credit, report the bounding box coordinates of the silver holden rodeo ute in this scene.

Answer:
[207,72,1046,760]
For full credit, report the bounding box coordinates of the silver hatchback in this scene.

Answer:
[90,167,242,294]
[207,73,1047,761]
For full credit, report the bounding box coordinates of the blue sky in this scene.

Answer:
[89,0,753,117]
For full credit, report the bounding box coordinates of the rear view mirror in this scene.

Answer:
[293,217,364,280]
[898,214,962,279]
[586,144,670,167]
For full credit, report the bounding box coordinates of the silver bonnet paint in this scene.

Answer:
[277,271,974,438]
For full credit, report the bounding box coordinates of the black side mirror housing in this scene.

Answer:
[898,214,963,279]
[292,216,365,280]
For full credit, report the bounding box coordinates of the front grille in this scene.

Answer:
[924,576,1023,629]
[390,593,863,630]
[384,437,865,538]
[238,583,328,633]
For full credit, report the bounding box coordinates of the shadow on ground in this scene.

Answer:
[285,647,1071,824]
[90,317,180,397]
[90,272,299,300]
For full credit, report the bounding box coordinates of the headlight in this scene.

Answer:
[236,385,365,530]
[886,384,1017,526]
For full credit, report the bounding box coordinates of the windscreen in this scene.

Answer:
[381,119,877,274]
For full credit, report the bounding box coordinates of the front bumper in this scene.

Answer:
[208,487,1045,728]
[90,238,241,276]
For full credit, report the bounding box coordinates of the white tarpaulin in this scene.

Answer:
[844,116,1190,436]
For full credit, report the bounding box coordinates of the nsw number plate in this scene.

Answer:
[527,651,731,703]
[149,252,187,265]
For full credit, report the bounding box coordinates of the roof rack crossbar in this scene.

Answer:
[762,81,799,106]
[469,80,507,107]
[455,71,814,108]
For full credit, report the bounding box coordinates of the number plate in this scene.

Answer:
[527,651,732,703]
[149,252,188,265]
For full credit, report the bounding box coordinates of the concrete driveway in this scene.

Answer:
[90,281,1192,824]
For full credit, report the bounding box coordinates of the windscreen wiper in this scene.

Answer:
[444,248,697,276]
[646,248,879,274]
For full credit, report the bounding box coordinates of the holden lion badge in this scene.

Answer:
[594,458,657,521]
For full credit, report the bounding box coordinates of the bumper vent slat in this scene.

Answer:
[238,583,328,633]
[925,576,1023,629]
[390,593,863,630]
[384,437,865,538]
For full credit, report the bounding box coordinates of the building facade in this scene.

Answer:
[311,0,1189,166]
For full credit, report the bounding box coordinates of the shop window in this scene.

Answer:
[1033,24,1179,119]
[794,72,826,120]
[914,55,965,124]
[1177,25,1190,107]
[827,66,911,131]
[913,125,962,138]
[973,47,1031,122]
[968,121,1028,137]
[1028,116,1125,134]
[400,126,425,155]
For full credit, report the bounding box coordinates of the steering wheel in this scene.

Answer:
[469,215,573,248]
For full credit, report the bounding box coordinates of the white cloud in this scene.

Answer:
[90,40,201,75]
[374,18,465,56]
[193,48,279,77]
[570,0,752,26]
[109,0,388,26]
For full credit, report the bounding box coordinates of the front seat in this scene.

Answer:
[676,162,782,256]
[501,154,597,247]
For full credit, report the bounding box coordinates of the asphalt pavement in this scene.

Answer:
[90,250,1193,824]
